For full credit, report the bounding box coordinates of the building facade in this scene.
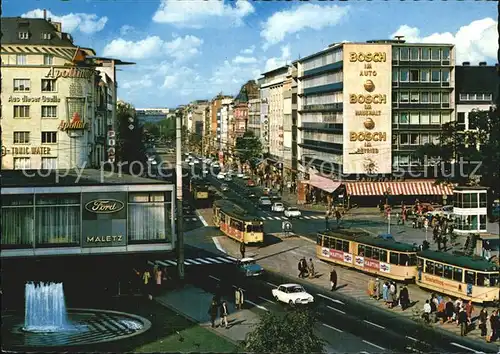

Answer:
[248,98,261,139]
[259,78,270,154]
[135,108,169,125]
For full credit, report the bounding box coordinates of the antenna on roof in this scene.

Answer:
[394,35,405,41]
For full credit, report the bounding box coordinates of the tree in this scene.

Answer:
[235,131,263,165]
[188,132,202,153]
[243,309,325,353]
[116,101,147,173]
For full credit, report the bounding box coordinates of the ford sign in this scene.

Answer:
[85,199,124,214]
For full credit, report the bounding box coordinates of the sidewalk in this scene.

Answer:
[216,235,500,348]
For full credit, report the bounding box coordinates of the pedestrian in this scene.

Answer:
[142,268,152,300]
[389,282,397,308]
[445,298,454,323]
[376,278,383,300]
[298,259,305,278]
[479,308,488,337]
[335,209,341,226]
[458,307,468,336]
[382,282,389,304]
[423,300,432,323]
[240,242,246,259]
[367,278,375,297]
[155,266,162,296]
[465,300,474,324]
[330,268,337,291]
[373,278,379,299]
[208,298,218,328]
[487,309,498,342]
[235,287,244,310]
[399,285,409,311]
[220,300,229,328]
[308,258,315,278]
[325,212,330,230]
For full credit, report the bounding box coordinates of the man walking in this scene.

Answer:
[325,211,330,230]
[308,258,315,278]
[458,307,468,336]
[335,209,342,227]
[208,298,218,328]
[330,268,337,291]
[240,242,246,259]
[234,287,244,310]
[220,300,229,328]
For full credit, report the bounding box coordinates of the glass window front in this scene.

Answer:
[128,192,172,242]
[1,195,34,246]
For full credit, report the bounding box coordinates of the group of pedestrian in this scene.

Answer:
[298,258,315,278]
[208,297,229,329]
[367,278,411,310]
[133,264,169,300]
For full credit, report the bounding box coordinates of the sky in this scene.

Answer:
[3,0,497,108]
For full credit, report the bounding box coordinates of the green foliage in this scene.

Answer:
[116,101,147,171]
[243,309,325,354]
[235,131,263,164]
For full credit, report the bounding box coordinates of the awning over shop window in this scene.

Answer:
[344,181,453,196]
[306,174,342,193]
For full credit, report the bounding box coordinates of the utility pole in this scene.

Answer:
[175,111,185,281]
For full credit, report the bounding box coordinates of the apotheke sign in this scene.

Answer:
[45,66,94,79]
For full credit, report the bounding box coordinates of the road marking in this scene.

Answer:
[212,237,227,254]
[209,275,220,281]
[165,260,177,266]
[359,352,370,354]
[192,217,198,221]
[450,342,484,353]
[231,285,246,292]
[327,305,346,314]
[321,323,343,333]
[156,260,169,267]
[304,216,312,219]
[273,216,281,220]
[258,296,276,304]
[184,260,192,265]
[363,320,385,329]
[406,336,418,342]
[266,282,278,287]
[216,257,234,263]
[359,227,376,235]
[225,255,237,261]
[198,214,208,227]
[317,293,345,305]
[196,258,212,264]
[206,257,223,264]
[362,340,385,351]
[186,259,201,265]
[245,299,268,311]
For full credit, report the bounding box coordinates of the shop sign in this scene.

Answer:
[84,199,125,214]
[330,249,344,261]
[379,262,391,273]
[45,66,94,79]
[343,253,353,264]
[321,247,330,258]
[2,146,51,156]
[364,258,380,270]
[59,113,88,131]
[8,95,60,103]
[355,255,365,267]
[85,235,123,243]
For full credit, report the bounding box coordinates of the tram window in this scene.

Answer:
[476,272,487,286]
[335,239,343,251]
[342,241,349,253]
[443,265,453,279]
[221,214,226,223]
[453,267,463,282]
[379,250,387,262]
[417,258,424,269]
[425,260,435,274]
[390,252,399,265]
[365,246,373,258]
[465,270,476,285]
[409,254,417,266]
[399,253,409,266]
[317,235,323,246]
[435,263,444,277]
[372,248,380,261]
[489,274,499,287]
[358,244,365,256]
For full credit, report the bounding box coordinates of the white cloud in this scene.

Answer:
[261,4,349,48]
[391,18,497,64]
[232,56,258,64]
[103,35,203,61]
[264,44,292,72]
[119,25,134,36]
[153,0,254,28]
[121,76,153,91]
[22,9,107,34]
[240,45,255,55]
[210,60,261,95]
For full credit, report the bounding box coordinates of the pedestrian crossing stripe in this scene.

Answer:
[183,217,199,221]
[260,215,324,221]
[148,255,236,268]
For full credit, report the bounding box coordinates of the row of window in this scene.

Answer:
[12,157,57,169]
[12,54,54,66]
[303,91,343,105]
[393,91,450,104]
[393,47,451,62]
[392,155,435,167]
[18,32,52,40]
[300,148,342,165]
[13,105,58,119]
[301,49,343,72]
[393,111,451,125]
[454,214,487,231]
[13,78,57,92]
[301,112,343,124]
[393,68,450,83]
[13,131,57,144]
[459,93,493,102]
[302,71,342,89]
[453,192,488,209]
[395,133,439,146]
[303,131,342,144]
[420,259,498,287]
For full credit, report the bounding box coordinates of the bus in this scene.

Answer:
[213,199,264,244]
[316,230,418,282]
[190,178,210,200]
[416,250,499,303]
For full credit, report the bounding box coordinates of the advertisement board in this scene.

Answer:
[82,192,128,247]
[342,44,392,174]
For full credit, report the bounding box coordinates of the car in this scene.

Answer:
[193,159,200,164]
[242,175,250,180]
[263,187,271,195]
[428,205,454,217]
[271,202,285,212]
[236,172,245,178]
[184,158,191,163]
[236,258,264,277]
[224,175,233,182]
[284,207,301,218]
[188,161,194,166]
[247,191,257,198]
[271,283,314,305]
[247,179,256,187]
[212,162,220,168]
[259,196,272,207]
[220,183,229,191]
[217,172,226,180]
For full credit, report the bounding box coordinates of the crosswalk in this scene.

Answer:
[148,255,237,268]
[183,216,200,222]
[260,215,324,221]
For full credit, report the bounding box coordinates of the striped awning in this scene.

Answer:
[304,174,342,193]
[344,181,453,196]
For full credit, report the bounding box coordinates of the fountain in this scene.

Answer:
[24,282,70,333]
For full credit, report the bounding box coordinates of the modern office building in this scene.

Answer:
[135,108,169,125]
[248,98,261,139]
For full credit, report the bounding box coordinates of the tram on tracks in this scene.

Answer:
[190,178,210,201]
[213,199,264,244]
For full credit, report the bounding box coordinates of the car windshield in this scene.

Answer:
[275,203,283,207]
[288,207,298,211]
[243,260,256,266]
[289,286,305,293]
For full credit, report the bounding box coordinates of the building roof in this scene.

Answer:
[319,229,418,252]
[455,65,499,99]
[0,169,173,188]
[261,65,289,77]
[1,17,75,47]
[418,250,498,272]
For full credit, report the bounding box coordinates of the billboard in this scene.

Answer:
[342,44,392,174]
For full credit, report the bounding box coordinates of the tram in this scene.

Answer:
[213,199,264,244]
[417,250,499,303]
[316,230,418,282]
[190,178,210,200]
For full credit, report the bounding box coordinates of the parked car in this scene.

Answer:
[247,179,256,187]
[271,202,285,213]
[221,183,229,191]
[217,172,226,180]
[284,207,301,218]
[271,284,314,305]
[259,196,272,207]
[236,258,264,277]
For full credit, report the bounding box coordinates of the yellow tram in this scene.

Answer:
[316,230,418,282]
[213,199,264,244]
[417,251,499,303]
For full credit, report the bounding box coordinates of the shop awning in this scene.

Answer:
[344,181,453,196]
[306,174,342,193]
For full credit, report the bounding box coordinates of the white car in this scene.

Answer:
[212,162,220,168]
[259,196,272,207]
[193,159,200,164]
[236,172,245,178]
[428,205,454,217]
[184,158,191,163]
[272,284,314,305]
[284,207,301,218]
[217,172,226,180]
[188,161,194,166]
[271,202,285,212]
[224,175,233,182]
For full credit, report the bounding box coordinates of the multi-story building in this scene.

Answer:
[232,102,248,140]
[248,98,261,139]
[259,77,270,153]
[283,66,297,180]
[455,62,496,131]
[135,108,169,125]
[219,98,233,153]
[1,15,131,170]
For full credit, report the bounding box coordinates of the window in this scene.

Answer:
[392,70,398,82]
[420,92,429,103]
[410,92,419,103]
[392,47,399,60]
[41,131,57,144]
[441,112,451,124]
[410,133,419,145]
[392,113,398,124]
[41,105,57,118]
[14,157,31,169]
[484,93,493,101]
[400,48,409,61]
[453,267,463,282]
[480,215,487,230]
[441,92,450,103]
[43,54,53,65]
[128,192,172,242]
[431,70,440,82]
[410,47,419,60]
[459,93,467,100]
[421,48,430,60]
[13,79,30,92]
[410,69,419,82]
[431,48,440,61]
[399,155,410,165]
[441,69,450,82]
[410,112,419,124]
[431,92,440,103]
[41,79,56,92]
[431,112,440,124]
[400,92,409,103]
[41,32,52,40]
[42,157,57,169]
[399,112,409,124]
[421,134,429,144]
[379,250,387,262]
[479,193,487,207]
[420,112,430,124]
[443,265,453,279]
[442,48,450,60]
[400,69,409,82]
[420,69,430,82]
[14,105,30,118]
[390,252,399,265]
[16,54,27,65]
[19,32,29,39]
[392,91,398,102]
[14,131,30,144]
[430,133,440,143]
[1,195,34,246]
[465,270,476,285]
[425,260,435,274]
[400,133,409,144]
